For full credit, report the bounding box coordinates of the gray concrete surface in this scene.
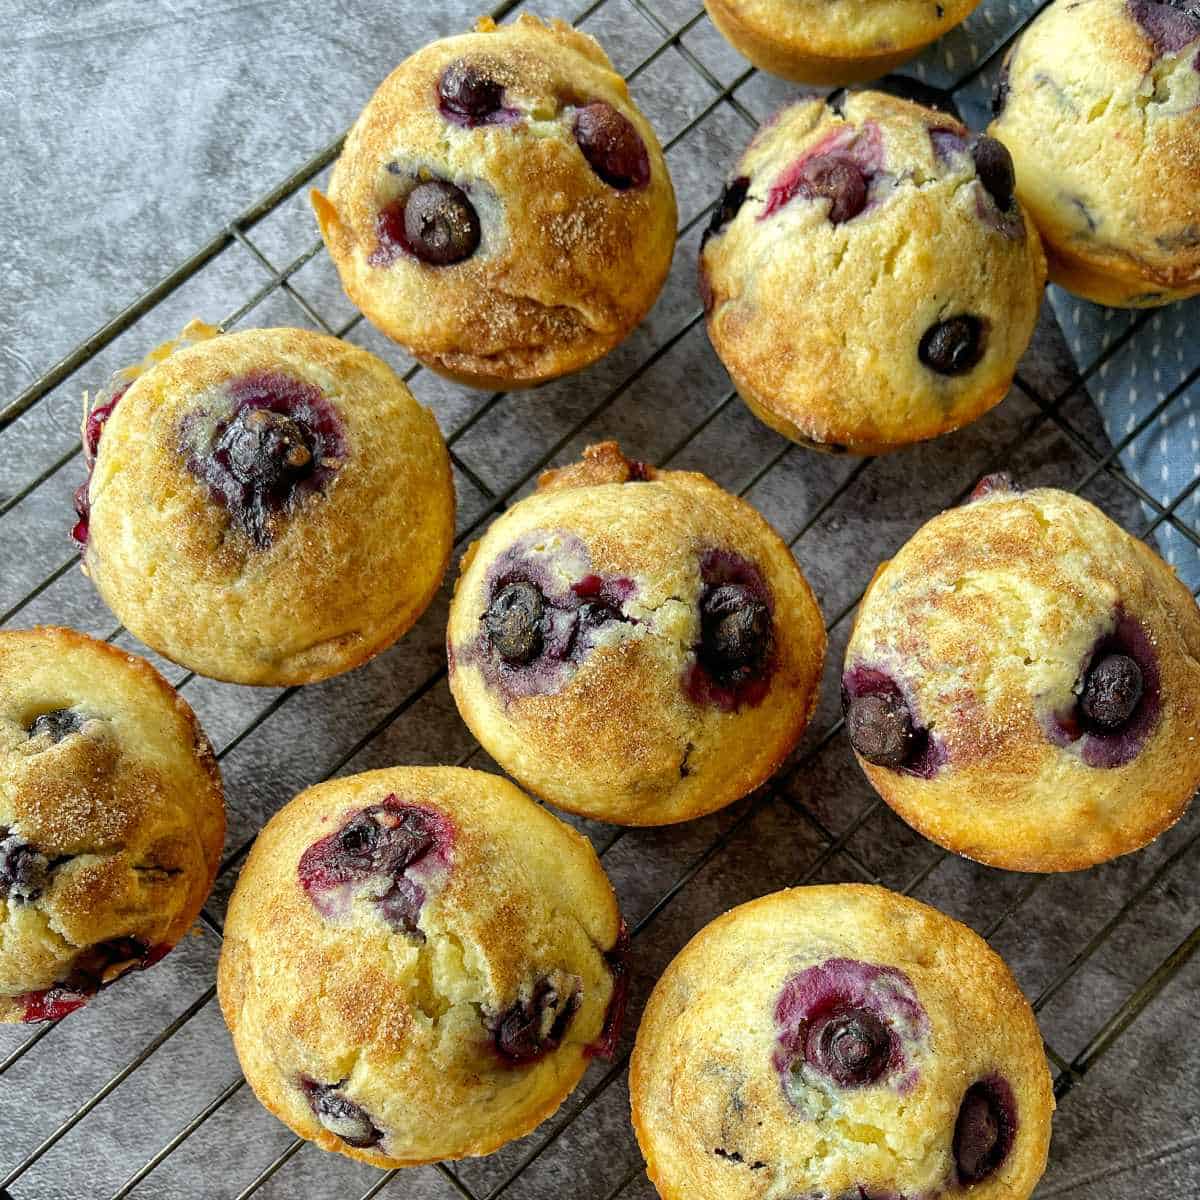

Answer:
[1,2,1196,1198]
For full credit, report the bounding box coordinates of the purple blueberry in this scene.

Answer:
[27,708,84,743]
[798,155,868,224]
[485,581,546,665]
[185,371,346,549]
[919,315,986,375]
[972,136,1016,212]
[699,584,772,688]
[492,977,581,1064]
[706,175,751,242]
[0,830,52,903]
[438,59,505,125]
[217,407,313,492]
[805,1006,893,1087]
[1128,0,1200,55]
[403,181,481,266]
[844,693,915,769]
[21,937,168,1022]
[300,1078,384,1149]
[298,798,448,937]
[574,102,650,190]
[954,1076,1017,1184]
[1081,653,1143,731]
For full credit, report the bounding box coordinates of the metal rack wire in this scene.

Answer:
[1,0,1198,1196]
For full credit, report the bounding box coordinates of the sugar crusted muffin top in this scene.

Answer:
[446,443,826,826]
[843,480,1200,871]
[990,0,1200,306]
[631,884,1054,1200]
[218,767,624,1166]
[313,13,677,387]
[0,627,224,1023]
[707,0,983,66]
[79,326,454,686]
[701,91,1046,453]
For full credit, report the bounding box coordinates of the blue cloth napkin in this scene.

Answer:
[899,0,1200,591]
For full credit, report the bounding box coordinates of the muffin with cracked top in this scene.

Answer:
[75,324,454,686]
[990,0,1200,307]
[631,884,1054,1200]
[447,442,826,826]
[701,91,1046,454]
[312,14,677,388]
[705,0,984,85]
[843,476,1200,871]
[0,626,224,1023]
[218,766,626,1166]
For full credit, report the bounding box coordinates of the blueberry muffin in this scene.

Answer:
[705,0,984,85]
[218,766,626,1166]
[0,627,224,1023]
[447,443,826,826]
[701,92,1047,454]
[76,325,455,686]
[312,14,678,389]
[990,0,1200,307]
[843,477,1200,872]
[632,885,1054,1200]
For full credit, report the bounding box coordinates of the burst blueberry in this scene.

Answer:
[1081,653,1143,731]
[301,1078,384,1149]
[492,977,581,1064]
[844,692,915,769]
[798,155,868,225]
[485,581,546,665]
[699,584,771,687]
[27,708,84,743]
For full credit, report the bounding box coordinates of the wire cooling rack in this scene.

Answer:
[2,1,1199,1197]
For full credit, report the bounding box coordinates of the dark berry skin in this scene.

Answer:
[298,798,448,937]
[805,1007,893,1087]
[844,693,915,769]
[1128,0,1200,54]
[972,136,1016,212]
[919,315,987,376]
[0,830,53,904]
[706,176,751,242]
[27,707,84,743]
[438,60,504,125]
[798,155,868,225]
[403,181,481,266]
[699,584,772,687]
[217,408,313,492]
[300,1078,384,1149]
[992,61,1012,117]
[1081,653,1143,731]
[485,581,545,665]
[574,101,651,190]
[492,978,581,1064]
[954,1076,1017,1184]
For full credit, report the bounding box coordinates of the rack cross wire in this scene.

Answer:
[2,1,1198,1197]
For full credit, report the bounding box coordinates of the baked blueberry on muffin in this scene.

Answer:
[0,627,224,1023]
[843,477,1200,871]
[990,0,1200,307]
[705,0,984,85]
[447,443,826,826]
[701,92,1046,455]
[632,885,1054,1200]
[76,325,454,686]
[312,14,678,389]
[218,767,626,1166]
